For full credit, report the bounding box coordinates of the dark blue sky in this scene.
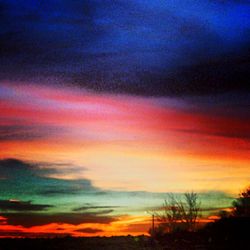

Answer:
[1,0,250,96]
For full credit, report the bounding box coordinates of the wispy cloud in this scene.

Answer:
[0,200,53,211]
[72,205,120,212]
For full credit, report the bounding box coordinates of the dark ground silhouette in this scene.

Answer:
[0,218,249,250]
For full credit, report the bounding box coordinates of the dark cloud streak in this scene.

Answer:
[73,205,120,212]
[0,200,53,212]
[0,125,61,142]
[2,212,117,227]
[75,227,103,234]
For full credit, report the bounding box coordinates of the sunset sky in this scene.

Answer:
[0,0,250,237]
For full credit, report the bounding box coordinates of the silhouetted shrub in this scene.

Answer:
[154,192,200,235]
[232,186,250,217]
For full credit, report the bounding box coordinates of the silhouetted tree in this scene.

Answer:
[218,209,231,219]
[184,192,200,229]
[232,186,250,217]
[156,192,200,233]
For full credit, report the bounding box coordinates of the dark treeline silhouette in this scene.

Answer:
[149,192,200,237]
[198,186,250,249]
[232,186,250,217]
[147,187,250,249]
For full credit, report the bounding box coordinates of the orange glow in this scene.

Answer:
[0,215,151,237]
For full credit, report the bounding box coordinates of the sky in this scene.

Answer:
[0,0,250,237]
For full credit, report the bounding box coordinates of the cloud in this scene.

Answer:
[0,200,53,211]
[175,128,250,141]
[0,125,45,142]
[200,207,232,213]
[0,0,249,97]
[136,51,250,97]
[38,188,82,196]
[2,212,117,227]
[0,125,63,142]
[0,159,84,180]
[0,158,99,197]
[72,205,120,212]
[75,227,103,234]
[0,158,118,228]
